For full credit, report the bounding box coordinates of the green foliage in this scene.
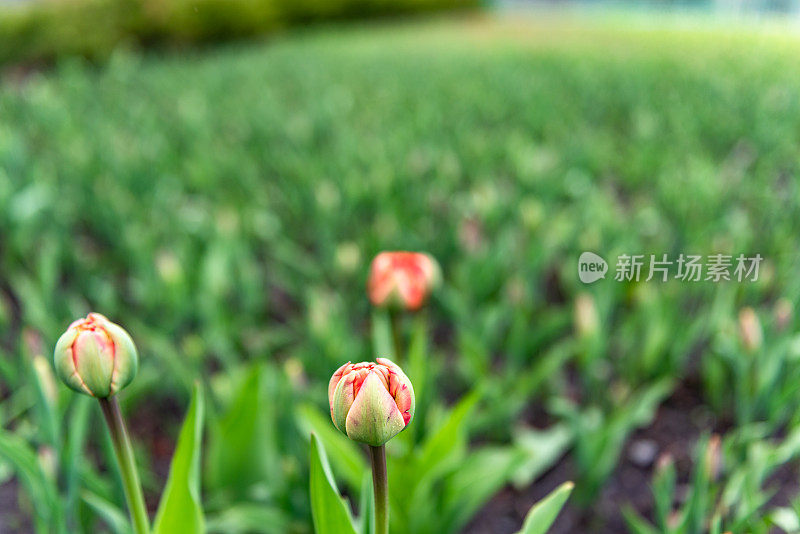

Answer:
[153,383,205,534]
[0,0,474,67]
[515,481,574,534]
[625,428,800,534]
[309,434,359,534]
[2,15,800,533]
[309,429,573,534]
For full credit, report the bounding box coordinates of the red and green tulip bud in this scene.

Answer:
[54,313,138,398]
[328,358,415,446]
[367,251,440,311]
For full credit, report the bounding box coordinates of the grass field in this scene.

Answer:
[3,12,800,533]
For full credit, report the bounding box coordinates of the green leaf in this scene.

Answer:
[358,471,375,534]
[82,490,133,534]
[0,430,64,533]
[441,446,524,533]
[403,393,480,533]
[297,404,367,489]
[206,504,290,534]
[309,434,358,534]
[206,364,277,492]
[64,395,92,529]
[29,354,58,447]
[153,383,205,534]
[512,425,572,488]
[769,507,800,533]
[621,506,659,534]
[415,392,479,482]
[515,481,574,534]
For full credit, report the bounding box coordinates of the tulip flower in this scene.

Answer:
[328,357,415,446]
[54,313,149,534]
[54,313,138,398]
[329,357,415,534]
[367,251,440,311]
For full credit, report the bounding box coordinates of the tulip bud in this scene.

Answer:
[54,313,138,398]
[738,307,762,353]
[774,298,793,332]
[574,293,599,339]
[328,358,414,446]
[367,251,440,311]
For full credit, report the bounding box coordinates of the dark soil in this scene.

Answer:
[0,479,33,533]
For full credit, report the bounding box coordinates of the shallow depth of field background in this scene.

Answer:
[2,1,800,532]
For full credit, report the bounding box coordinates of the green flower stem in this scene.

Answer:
[389,309,403,363]
[99,397,150,534]
[369,444,389,534]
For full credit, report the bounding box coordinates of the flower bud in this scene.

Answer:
[574,293,599,339]
[328,358,414,446]
[54,313,138,398]
[774,298,793,332]
[367,251,440,311]
[738,307,762,353]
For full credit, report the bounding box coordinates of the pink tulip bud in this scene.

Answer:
[367,251,440,311]
[328,358,415,446]
[54,313,138,398]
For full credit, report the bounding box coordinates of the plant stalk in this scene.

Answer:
[99,397,150,534]
[369,444,389,534]
[389,309,403,363]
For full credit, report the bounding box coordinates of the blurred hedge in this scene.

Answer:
[0,0,475,66]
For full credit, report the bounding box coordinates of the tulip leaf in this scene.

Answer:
[515,481,574,534]
[358,471,375,534]
[206,504,290,534]
[153,383,205,534]
[297,404,367,489]
[64,395,92,528]
[81,490,133,534]
[415,392,479,482]
[511,424,572,488]
[206,364,279,493]
[0,431,64,533]
[622,506,660,534]
[309,433,359,534]
[440,446,525,533]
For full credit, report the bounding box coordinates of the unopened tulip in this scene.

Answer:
[329,358,414,446]
[367,251,440,311]
[54,313,138,398]
[574,293,599,339]
[738,307,762,354]
[774,298,793,332]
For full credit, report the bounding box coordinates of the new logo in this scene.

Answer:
[578,252,608,284]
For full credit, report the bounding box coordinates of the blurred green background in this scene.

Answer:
[3,0,800,532]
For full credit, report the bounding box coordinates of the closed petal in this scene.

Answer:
[328,362,351,408]
[331,373,357,433]
[53,329,91,395]
[74,330,114,398]
[104,321,138,395]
